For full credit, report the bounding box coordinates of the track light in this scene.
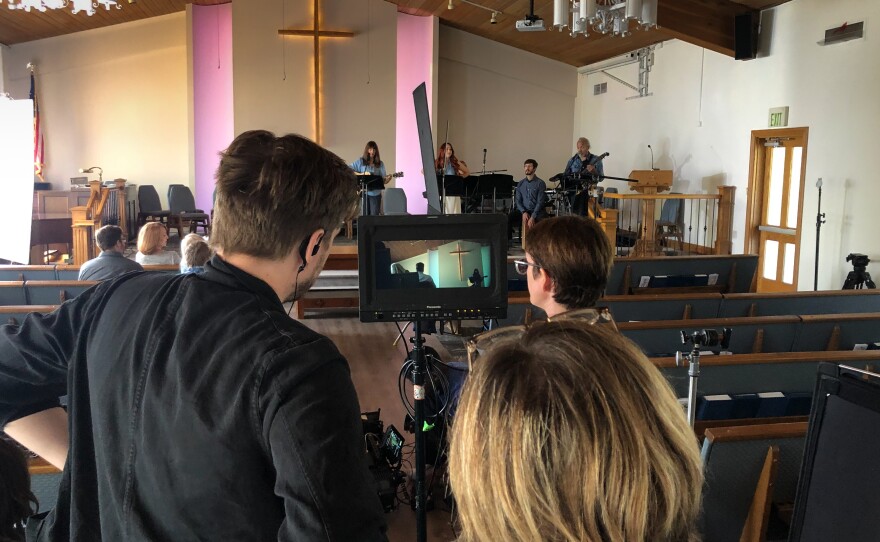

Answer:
[490,11,498,24]
[447,0,454,10]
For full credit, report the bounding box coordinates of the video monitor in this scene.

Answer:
[789,363,880,541]
[358,214,508,322]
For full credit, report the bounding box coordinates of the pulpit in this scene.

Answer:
[628,170,672,256]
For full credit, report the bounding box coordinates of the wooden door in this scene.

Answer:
[745,128,808,292]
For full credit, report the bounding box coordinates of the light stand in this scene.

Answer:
[814,178,826,291]
[408,321,429,542]
[675,328,731,427]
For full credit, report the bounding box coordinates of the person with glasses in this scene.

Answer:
[450,321,703,542]
[77,225,143,280]
[514,215,612,319]
[508,159,546,245]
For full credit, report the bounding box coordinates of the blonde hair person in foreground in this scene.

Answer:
[450,322,703,542]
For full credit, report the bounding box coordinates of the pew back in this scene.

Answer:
[700,422,807,542]
[0,281,27,305]
[25,281,98,306]
[720,290,880,317]
[0,305,59,326]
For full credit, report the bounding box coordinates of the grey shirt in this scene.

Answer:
[78,251,143,281]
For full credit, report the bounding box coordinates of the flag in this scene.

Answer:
[29,71,45,181]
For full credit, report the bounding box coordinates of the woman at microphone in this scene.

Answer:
[349,141,387,216]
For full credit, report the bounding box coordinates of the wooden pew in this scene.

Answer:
[652,350,880,399]
[700,422,808,542]
[0,265,57,281]
[792,312,880,351]
[25,281,98,305]
[619,315,802,357]
[1,305,59,325]
[603,293,723,321]
[0,281,28,306]
[606,254,758,295]
[720,289,880,317]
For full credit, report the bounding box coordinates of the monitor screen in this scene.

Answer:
[358,214,507,322]
[790,363,880,541]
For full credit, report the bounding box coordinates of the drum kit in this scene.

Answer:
[545,172,603,217]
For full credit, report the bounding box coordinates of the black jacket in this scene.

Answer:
[0,257,387,541]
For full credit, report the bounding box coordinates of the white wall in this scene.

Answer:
[1,13,188,205]
[438,26,577,180]
[233,0,398,170]
[575,0,880,290]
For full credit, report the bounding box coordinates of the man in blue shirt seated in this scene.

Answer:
[509,158,547,245]
[77,225,143,280]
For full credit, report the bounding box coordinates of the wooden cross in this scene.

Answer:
[449,242,472,281]
[278,0,355,145]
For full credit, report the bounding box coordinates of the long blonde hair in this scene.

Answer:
[449,322,703,542]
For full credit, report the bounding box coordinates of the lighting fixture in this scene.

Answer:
[447,0,453,10]
[7,0,121,16]
[553,0,658,38]
[79,166,104,184]
[459,0,504,23]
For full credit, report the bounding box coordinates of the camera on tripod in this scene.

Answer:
[843,252,876,290]
[679,328,732,351]
[847,253,870,269]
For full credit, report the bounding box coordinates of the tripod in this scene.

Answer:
[408,321,430,542]
[842,266,876,289]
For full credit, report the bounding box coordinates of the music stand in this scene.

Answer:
[358,174,385,216]
[437,175,469,213]
[471,174,514,213]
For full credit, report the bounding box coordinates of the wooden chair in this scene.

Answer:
[168,185,211,238]
[700,422,807,542]
[655,195,685,253]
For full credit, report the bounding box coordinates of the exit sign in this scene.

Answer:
[769,106,789,127]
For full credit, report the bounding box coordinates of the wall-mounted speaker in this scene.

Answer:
[735,11,759,61]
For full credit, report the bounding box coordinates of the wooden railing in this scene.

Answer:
[598,186,735,257]
[70,179,129,265]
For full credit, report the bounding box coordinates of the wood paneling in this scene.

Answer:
[389,0,792,66]
[0,0,793,66]
[0,0,227,46]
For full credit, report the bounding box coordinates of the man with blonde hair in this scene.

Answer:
[0,132,387,541]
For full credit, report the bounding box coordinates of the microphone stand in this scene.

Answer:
[439,122,450,216]
[814,178,826,291]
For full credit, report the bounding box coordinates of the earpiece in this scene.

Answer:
[297,234,324,272]
[298,239,309,273]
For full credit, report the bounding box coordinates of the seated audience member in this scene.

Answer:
[135,222,181,266]
[516,215,612,318]
[179,234,212,274]
[77,225,143,281]
[415,262,435,287]
[450,322,703,542]
[0,437,38,542]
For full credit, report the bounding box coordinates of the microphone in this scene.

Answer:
[648,144,658,170]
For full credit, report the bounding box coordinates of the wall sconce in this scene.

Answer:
[79,166,103,184]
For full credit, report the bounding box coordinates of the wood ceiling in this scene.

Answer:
[0,0,792,67]
[390,0,793,66]
[0,0,227,46]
